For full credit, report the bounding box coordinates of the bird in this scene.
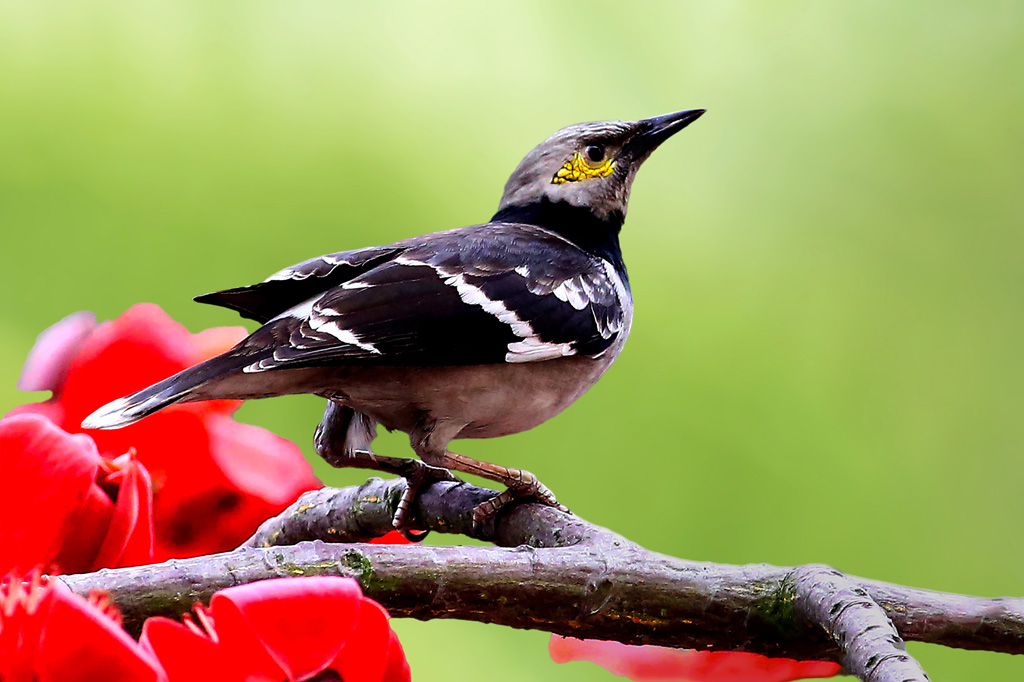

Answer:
[83,109,705,531]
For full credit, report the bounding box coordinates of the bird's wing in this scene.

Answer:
[194,244,405,323]
[234,224,627,372]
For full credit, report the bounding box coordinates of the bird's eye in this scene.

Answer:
[552,143,615,184]
[584,145,605,164]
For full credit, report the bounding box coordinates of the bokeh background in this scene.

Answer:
[1,2,1021,679]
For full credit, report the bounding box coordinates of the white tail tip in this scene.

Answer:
[81,397,136,430]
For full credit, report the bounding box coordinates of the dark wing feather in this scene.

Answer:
[228,224,627,371]
[194,244,405,323]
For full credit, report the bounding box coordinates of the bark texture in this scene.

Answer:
[60,477,1024,681]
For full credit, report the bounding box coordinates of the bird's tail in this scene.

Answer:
[81,353,250,430]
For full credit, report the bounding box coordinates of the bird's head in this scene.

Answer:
[496,109,705,223]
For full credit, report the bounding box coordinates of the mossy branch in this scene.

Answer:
[60,477,1024,682]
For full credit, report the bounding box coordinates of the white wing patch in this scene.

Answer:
[443,272,534,338]
[550,278,589,310]
[308,316,382,354]
[248,251,625,371]
[600,259,630,338]
[506,337,575,363]
[400,256,585,363]
[243,292,382,374]
[588,259,631,358]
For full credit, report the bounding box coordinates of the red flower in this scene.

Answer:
[0,571,165,682]
[369,531,415,545]
[549,636,842,682]
[140,576,409,682]
[0,414,154,575]
[10,304,322,560]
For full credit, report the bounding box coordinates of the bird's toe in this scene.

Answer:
[391,459,461,534]
[470,475,571,533]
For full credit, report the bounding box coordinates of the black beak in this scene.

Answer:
[624,109,705,159]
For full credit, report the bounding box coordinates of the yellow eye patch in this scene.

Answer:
[552,152,616,184]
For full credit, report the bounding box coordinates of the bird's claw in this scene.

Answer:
[392,459,460,535]
[396,527,431,543]
[471,476,571,532]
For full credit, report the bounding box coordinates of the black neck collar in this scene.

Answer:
[491,197,628,281]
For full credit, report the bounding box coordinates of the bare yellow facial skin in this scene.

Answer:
[552,152,616,184]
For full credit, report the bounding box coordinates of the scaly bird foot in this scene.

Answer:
[472,472,570,532]
[391,458,461,536]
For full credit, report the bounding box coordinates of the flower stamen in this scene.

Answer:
[182,603,219,643]
[87,590,123,626]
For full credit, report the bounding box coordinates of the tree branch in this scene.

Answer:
[60,477,1024,681]
[792,564,929,681]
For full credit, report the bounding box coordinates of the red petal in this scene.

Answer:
[369,531,414,545]
[380,628,412,682]
[59,303,197,429]
[142,415,319,559]
[6,401,66,426]
[35,580,165,682]
[212,577,363,680]
[189,326,247,365]
[52,485,113,574]
[82,407,314,561]
[75,408,228,561]
[91,453,155,570]
[0,415,103,574]
[140,616,250,682]
[549,637,842,682]
[13,305,319,562]
[17,312,99,394]
[331,599,393,682]
[0,572,48,682]
[205,415,320,507]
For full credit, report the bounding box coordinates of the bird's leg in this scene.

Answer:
[314,401,457,535]
[427,450,570,530]
[412,419,568,529]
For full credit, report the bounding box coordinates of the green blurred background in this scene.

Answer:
[1,1,1021,679]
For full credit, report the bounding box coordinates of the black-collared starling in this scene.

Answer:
[84,109,705,529]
